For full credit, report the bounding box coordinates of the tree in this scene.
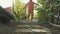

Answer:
[37,0,47,21]
[14,0,26,22]
[37,0,59,22]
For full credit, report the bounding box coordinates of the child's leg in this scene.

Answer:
[28,12,30,20]
[31,12,34,20]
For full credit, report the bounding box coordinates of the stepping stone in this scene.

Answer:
[15,29,51,34]
[15,29,32,32]
[17,25,42,29]
[19,19,39,23]
[15,29,50,32]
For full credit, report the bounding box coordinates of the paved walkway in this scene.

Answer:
[0,19,60,34]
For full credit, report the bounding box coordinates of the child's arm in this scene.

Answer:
[23,4,27,9]
[34,3,42,8]
[34,3,40,6]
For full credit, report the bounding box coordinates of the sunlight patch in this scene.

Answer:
[31,29,49,32]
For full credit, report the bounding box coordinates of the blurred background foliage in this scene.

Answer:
[14,0,26,22]
[14,0,59,22]
[37,0,48,21]
[37,0,59,22]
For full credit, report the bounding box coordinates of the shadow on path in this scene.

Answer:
[37,20,60,34]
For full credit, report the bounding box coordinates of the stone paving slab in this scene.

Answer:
[17,25,42,29]
[15,29,50,32]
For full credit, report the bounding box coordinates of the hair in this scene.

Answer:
[30,0,32,2]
